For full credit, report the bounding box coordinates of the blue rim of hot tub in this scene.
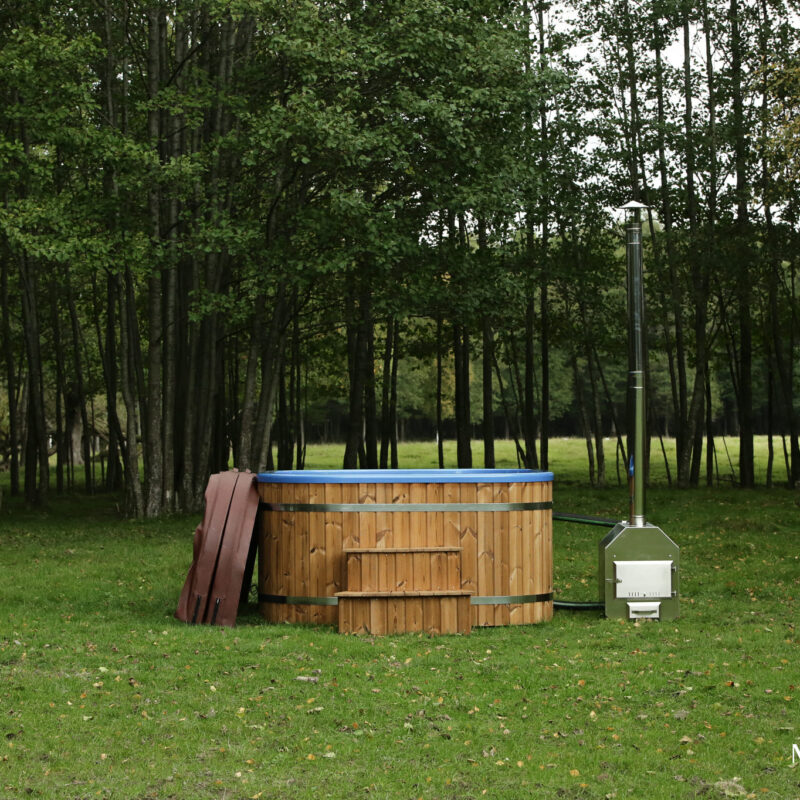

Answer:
[256,468,553,483]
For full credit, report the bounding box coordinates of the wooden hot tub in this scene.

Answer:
[256,469,553,633]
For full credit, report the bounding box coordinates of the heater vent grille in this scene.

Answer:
[614,560,673,599]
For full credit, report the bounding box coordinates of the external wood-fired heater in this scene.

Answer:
[598,201,680,621]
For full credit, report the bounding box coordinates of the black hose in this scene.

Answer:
[553,511,617,528]
[553,600,604,611]
[551,511,614,611]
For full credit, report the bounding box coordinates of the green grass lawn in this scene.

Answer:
[2,439,799,799]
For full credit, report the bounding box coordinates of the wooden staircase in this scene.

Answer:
[336,547,472,635]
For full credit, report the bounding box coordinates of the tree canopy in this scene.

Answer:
[1,0,799,514]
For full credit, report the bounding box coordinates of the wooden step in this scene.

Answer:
[343,547,463,553]
[335,590,472,636]
[336,590,472,597]
[344,547,463,593]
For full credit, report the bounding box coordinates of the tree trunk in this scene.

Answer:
[682,10,708,489]
[436,317,445,469]
[654,29,689,484]
[117,270,144,516]
[702,0,719,489]
[453,324,472,468]
[343,287,364,469]
[50,292,67,492]
[522,298,539,469]
[389,321,399,469]
[482,318,495,468]
[537,0,550,472]
[731,0,754,488]
[143,6,164,516]
[65,268,92,492]
[362,294,378,469]
[18,253,49,505]
[379,317,394,469]
[572,353,596,486]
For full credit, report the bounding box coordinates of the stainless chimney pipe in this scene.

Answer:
[622,201,648,527]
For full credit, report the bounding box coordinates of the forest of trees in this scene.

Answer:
[1,0,799,516]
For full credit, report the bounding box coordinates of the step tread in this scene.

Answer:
[343,546,462,554]
[336,589,473,598]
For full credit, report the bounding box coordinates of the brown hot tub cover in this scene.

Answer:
[175,470,260,627]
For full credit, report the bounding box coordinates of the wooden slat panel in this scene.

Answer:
[352,598,369,634]
[295,484,311,625]
[342,483,358,547]
[337,597,351,633]
[443,483,461,547]
[387,595,405,633]
[413,547,431,591]
[347,552,362,592]
[405,596,423,632]
[336,482,358,627]
[393,551,408,590]
[458,483,478,627]
[440,596,457,634]
[361,537,377,592]
[377,542,389,590]
[281,483,295,620]
[446,550,461,591]
[426,482,444,547]
[375,500,391,550]
[308,482,326,623]
[393,484,410,549]
[521,480,534,624]
[494,482,510,626]
[508,483,523,625]
[431,551,446,593]
[457,595,472,634]
[368,597,388,635]
[476,482,493,627]
[409,482,427,545]
[423,596,441,636]
[537,480,553,622]
[358,483,377,548]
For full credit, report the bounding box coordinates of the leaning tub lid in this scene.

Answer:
[256,468,554,484]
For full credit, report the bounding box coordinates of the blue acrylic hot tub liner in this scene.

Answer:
[257,468,553,484]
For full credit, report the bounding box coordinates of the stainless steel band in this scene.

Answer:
[258,594,340,606]
[260,501,553,513]
[258,593,553,606]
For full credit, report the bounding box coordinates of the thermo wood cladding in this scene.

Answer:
[336,591,473,636]
[344,547,463,592]
[257,470,553,632]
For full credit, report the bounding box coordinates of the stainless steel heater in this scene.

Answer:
[598,201,680,621]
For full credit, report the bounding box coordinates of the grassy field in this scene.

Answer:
[1,439,799,799]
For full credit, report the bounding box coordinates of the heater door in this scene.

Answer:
[613,560,673,599]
